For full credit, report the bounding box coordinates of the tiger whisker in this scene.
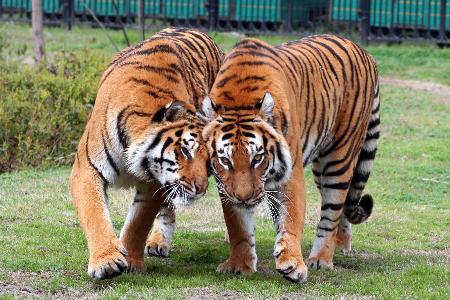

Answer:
[162,183,178,197]
[165,184,180,206]
[153,183,176,198]
[265,190,294,205]
[263,196,280,223]
[264,192,293,223]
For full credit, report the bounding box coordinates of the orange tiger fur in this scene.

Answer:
[71,28,223,280]
[200,35,380,283]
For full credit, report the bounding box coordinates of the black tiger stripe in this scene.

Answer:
[322,182,350,190]
[117,44,179,66]
[222,133,234,140]
[101,130,119,176]
[318,224,339,232]
[241,86,259,93]
[368,118,381,130]
[320,215,341,223]
[223,91,234,101]
[359,148,377,161]
[240,124,254,131]
[216,74,237,88]
[242,131,256,138]
[321,203,344,210]
[235,60,281,72]
[222,124,236,132]
[366,131,380,140]
[160,137,174,156]
[147,127,171,150]
[134,65,179,83]
[141,157,153,180]
[116,105,139,150]
[307,39,347,83]
[85,130,107,184]
[372,102,380,114]
[236,75,266,84]
[312,169,321,177]
[352,171,371,183]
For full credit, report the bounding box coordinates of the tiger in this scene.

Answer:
[199,35,380,283]
[70,27,224,280]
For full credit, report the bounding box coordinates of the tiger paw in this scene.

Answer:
[88,241,128,280]
[216,257,257,275]
[146,240,170,258]
[336,236,352,256]
[126,257,147,274]
[336,218,352,255]
[306,255,334,270]
[274,247,308,283]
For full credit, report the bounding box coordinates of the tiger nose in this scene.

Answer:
[193,178,208,195]
[235,190,254,203]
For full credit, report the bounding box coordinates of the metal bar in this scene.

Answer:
[112,0,130,46]
[68,0,73,30]
[139,0,145,40]
[439,0,446,40]
[286,0,293,32]
[359,0,370,45]
[79,0,120,51]
[208,0,219,30]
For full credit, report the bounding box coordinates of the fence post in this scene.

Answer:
[359,0,370,45]
[68,0,73,30]
[439,0,446,41]
[139,0,145,40]
[63,0,73,30]
[285,0,293,32]
[208,0,219,30]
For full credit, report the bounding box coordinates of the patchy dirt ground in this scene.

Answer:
[381,77,450,105]
[0,270,101,300]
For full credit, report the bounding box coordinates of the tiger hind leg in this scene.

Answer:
[146,202,176,258]
[336,90,380,254]
[335,214,352,255]
[307,152,359,270]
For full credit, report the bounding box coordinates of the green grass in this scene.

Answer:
[1,23,450,85]
[0,23,449,299]
[1,84,449,299]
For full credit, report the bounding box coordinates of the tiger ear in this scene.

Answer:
[200,95,221,121]
[257,92,275,122]
[153,101,186,123]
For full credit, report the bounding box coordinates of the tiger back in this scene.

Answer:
[200,35,380,283]
[71,28,224,279]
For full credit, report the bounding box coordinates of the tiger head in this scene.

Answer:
[127,101,209,206]
[201,93,292,208]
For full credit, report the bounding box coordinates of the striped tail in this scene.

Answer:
[344,82,380,224]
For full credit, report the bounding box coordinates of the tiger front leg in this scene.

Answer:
[71,161,128,280]
[217,197,257,275]
[146,202,176,258]
[272,164,308,283]
[120,182,166,273]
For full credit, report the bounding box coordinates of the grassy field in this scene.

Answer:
[1,23,449,299]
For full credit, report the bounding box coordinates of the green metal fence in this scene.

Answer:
[0,0,448,43]
[331,0,450,30]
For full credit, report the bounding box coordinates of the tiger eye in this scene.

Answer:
[254,154,263,161]
[220,157,231,166]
